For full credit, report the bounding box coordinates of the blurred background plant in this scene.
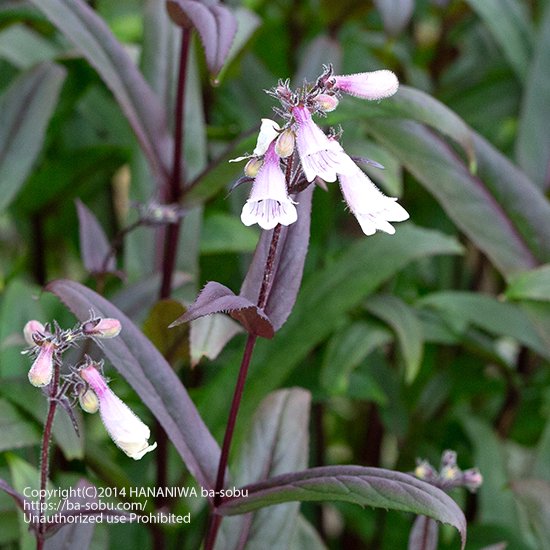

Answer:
[0,0,549,548]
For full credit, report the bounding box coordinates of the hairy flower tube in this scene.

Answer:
[79,364,156,460]
[332,70,399,100]
[338,165,409,235]
[292,105,355,182]
[27,341,55,387]
[241,142,298,230]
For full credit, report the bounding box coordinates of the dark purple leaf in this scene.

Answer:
[29,0,172,186]
[171,281,274,338]
[218,466,466,549]
[43,479,113,543]
[166,0,238,77]
[0,62,66,211]
[75,199,117,275]
[240,186,313,332]
[46,279,220,490]
[408,515,439,550]
[0,478,37,527]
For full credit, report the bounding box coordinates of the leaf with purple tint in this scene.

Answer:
[28,0,172,186]
[46,279,220,490]
[166,0,238,77]
[408,515,439,550]
[170,281,274,338]
[218,466,466,548]
[0,62,66,211]
[75,199,117,276]
[374,0,415,36]
[0,478,36,524]
[240,186,313,332]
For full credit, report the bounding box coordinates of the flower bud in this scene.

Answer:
[414,460,437,481]
[244,157,264,177]
[275,129,295,158]
[79,365,156,460]
[462,468,483,492]
[23,320,45,346]
[79,388,100,414]
[28,342,55,387]
[441,449,457,468]
[314,93,339,112]
[82,318,121,339]
[332,70,399,100]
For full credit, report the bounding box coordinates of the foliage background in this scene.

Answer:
[1,0,550,548]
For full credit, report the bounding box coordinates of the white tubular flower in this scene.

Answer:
[292,105,355,182]
[28,341,55,387]
[230,119,281,162]
[241,143,298,230]
[338,166,409,235]
[332,70,399,100]
[80,365,157,460]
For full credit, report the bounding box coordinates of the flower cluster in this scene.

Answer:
[23,316,156,460]
[413,450,483,493]
[233,66,409,235]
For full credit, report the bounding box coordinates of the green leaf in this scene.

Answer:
[516,3,550,188]
[0,62,66,211]
[29,0,172,186]
[368,118,550,277]
[419,291,549,359]
[365,294,424,383]
[464,0,533,80]
[218,466,466,548]
[198,225,462,433]
[0,24,61,68]
[506,265,550,302]
[321,320,392,394]
[218,389,311,549]
[511,480,550,550]
[462,417,517,527]
[289,515,328,550]
[0,399,40,451]
[200,213,259,255]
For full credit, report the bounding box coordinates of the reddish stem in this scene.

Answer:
[36,363,61,550]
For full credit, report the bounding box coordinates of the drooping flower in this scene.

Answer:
[27,341,55,387]
[332,70,399,100]
[23,320,46,346]
[82,318,122,339]
[79,364,157,460]
[292,105,355,182]
[338,165,409,235]
[241,142,297,230]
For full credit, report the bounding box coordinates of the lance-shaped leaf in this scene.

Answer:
[218,466,466,548]
[217,389,311,549]
[171,281,274,338]
[46,279,220,490]
[0,478,37,524]
[368,118,550,277]
[75,199,117,276]
[167,0,238,78]
[29,0,172,185]
[240,186,313,332]
[408,515,439,550]
[0,62,66,212]
[506,264,550,302]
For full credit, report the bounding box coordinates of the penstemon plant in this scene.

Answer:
[8,0,550,549]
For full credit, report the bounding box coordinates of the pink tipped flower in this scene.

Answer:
[338,166,409,235]
[82,318,122,339]
[28,342,55,387]
[80,365,157,460]
[23,320,45,346]
[292,105,355,182]
[332,70,399,100]
[241,143,298,230]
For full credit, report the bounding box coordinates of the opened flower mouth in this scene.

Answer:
[240,143,297,230]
